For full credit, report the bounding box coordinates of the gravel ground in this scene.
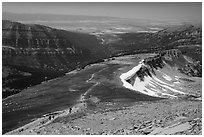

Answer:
[12,94,201,135]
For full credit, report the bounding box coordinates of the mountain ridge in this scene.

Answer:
[2,20,109,98]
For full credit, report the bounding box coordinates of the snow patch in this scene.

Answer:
[120,59,186,98]
[162,74,173,81]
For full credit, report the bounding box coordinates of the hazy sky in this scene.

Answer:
[2,2,202,22]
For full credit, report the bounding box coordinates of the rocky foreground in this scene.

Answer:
[9,96,202,135]
[7,70,202,135]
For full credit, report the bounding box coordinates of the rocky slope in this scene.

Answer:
[161,49,202,77]
[2,20,108,98]
[33,99,201,135]
[108,25,202,59]
[150,25,201,48]
[128,49,201,82]
[122,49,201,98]
[2,20,107,67]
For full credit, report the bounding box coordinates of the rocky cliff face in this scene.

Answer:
[123,49,201,99]
[162,49,202,77]
[2,20,107,66]
[2,20,108,98]
[127,49,201,85]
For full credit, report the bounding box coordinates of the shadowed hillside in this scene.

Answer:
[2,20,108,98]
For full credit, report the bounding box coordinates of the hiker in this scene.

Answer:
[69,108,72,113]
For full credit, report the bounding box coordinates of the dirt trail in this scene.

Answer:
[6,66,108,135]
[80,67,108,104]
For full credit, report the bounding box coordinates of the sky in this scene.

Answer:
[2,2,202,22]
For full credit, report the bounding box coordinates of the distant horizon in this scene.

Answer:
[2,2,202,23]
[2,11,128,19]
[2,12,202,25]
